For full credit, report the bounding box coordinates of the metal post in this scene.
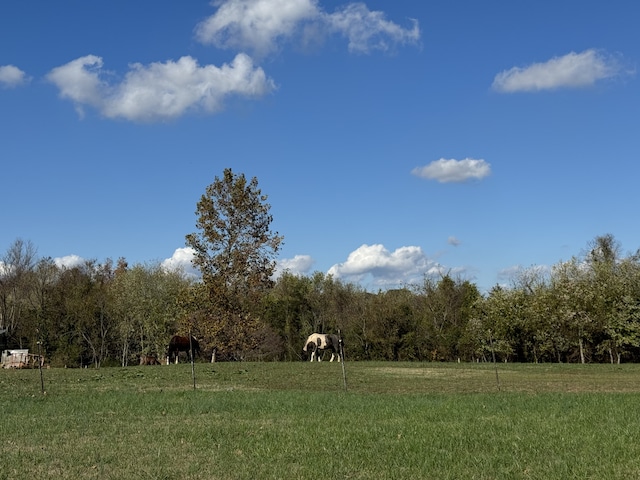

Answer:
[37,340,45,394]
[189,330,196,391]
[339,330,347,392]
[488,330,500,392]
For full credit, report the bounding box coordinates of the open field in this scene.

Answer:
[2,362,640,479]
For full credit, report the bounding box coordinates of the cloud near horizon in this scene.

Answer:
[161,247,201,278]
[46,54,275,122]
[161,248,316,280]
[53,254,86,269]
[492,49,627,93]
[327,244,446,287]
[0,65,30,88]
[412,158,491,183]
[273,254,315,278]
[47,244,468,290]
[195,0,420,56]
[157,244,457,289]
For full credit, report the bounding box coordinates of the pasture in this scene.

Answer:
[2,362,640,479]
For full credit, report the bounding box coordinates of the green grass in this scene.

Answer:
[2,362,640,479]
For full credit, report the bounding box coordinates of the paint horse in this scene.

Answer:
[166,335,200,364]
[303,333,342,362]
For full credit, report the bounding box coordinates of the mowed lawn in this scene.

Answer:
[2,362,640,479]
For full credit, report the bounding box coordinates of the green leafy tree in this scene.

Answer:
[587,235,640,362]
[414,275,480,361]
[111,261,191,366]
[262,272,313,360]
[380,288,418,360]
[473,287,514,361]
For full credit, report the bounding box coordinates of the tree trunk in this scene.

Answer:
[121,343,128,367]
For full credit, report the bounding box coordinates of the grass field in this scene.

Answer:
[2,361,640,479]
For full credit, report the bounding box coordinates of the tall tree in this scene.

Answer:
[185,168,283,358]
[0,238,38,346]
[262,272,313,360]
[110,262,191,366]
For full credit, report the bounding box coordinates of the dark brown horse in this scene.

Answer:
[166,335,200,364]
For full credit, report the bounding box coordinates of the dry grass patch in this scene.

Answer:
[371,366,485,378]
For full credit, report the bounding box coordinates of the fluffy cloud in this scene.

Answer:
[328,244,444,287]
[2,256,85,274]
[161,247,200,278]
[162,248,316,280]
[49,249,199,277]
[195,0,420,56]
[54,254,86,269]
[46,54,275,122]
[492,49,624,93]
[44,2,419,121]
[195,0,319,56]
[412,158,491,183]
[273,254,315,279]
[0,65,30,88]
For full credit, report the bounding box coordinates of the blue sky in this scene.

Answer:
[1,0,638,292]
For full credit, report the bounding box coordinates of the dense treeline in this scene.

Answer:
[2,234,640,366]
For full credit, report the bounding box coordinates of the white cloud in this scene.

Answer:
[492,49,624,93]
[46,55,106,117]
[412,158,491,183]
[448,236,460,247]
[274,254,315,279]
[161,247,200,278]
[0,65,31,88]
[50,249,199,277]
[46,54,275,122]
[325,3,420,54]
[195,0,420,56]
[328,244,444,288]
[196,0,319,56]
[54,254,85,269]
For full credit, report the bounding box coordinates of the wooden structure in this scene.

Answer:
[1,349,44,369]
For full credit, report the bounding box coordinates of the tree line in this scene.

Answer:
[2,170,640,366]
